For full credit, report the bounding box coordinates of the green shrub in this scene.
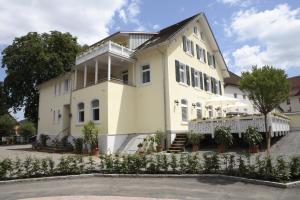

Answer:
[19,121,36,139]
[214,126,233,147]
[0,114,17,135]
[275,157,290,182]
[154,130,166,146]
[290,156,300,180]
[74,138,83,154]
[242,126,263,147]
[170,154,177,173]
[186,132,204,146]
[82,121,99,149]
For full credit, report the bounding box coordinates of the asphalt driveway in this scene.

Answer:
[0,176,299,200]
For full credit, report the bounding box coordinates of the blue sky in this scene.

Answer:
[0,0,300,120]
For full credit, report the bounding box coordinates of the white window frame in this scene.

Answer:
[181,99,188,122]
[184,38,193,56]
[199,48,205,63]
[196,102,202,119]
[77,102,85,123]
[91,99,100,122]
[140,65,151,85]
[179,63,187,84]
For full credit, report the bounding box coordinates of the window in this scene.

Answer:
[208,106,213,118]
[200,32,205,40]
[234,93,237,98]
[181,99,188,122]
[207,52,216,68]
[91,100,100,121]
[141,65,150,84]
[193,26,198,35]
[243,94,246,100]
[204,73,209,91]
[196,45,206,63]
[194,71,200,88]
[182,36,194,56]
[196,102,202,119]
[57,110,61,123]
[180,63,187,84]
[287,98,290,105]
[58,82,61,96]
[64,79,70,93]
[122,70,128,84]
[78,103,84,123]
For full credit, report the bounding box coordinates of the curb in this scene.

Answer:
[0,173,299,188]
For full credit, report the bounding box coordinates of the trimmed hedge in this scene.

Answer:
[0,153,299,183]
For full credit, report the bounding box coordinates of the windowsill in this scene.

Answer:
[185,51,193,57]
[76,122,84,126]
[209,65,216,69]
[181,122,188,125]
[199,59,205,64]
[140,82,152,87]
[179,82,188,87]
[93,120,101,124]
[193,33,199,39]
[194,87,202,91]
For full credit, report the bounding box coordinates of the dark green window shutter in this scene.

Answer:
[200,72,203,90]
[213,55,216,68]
[203,49,206,63]
[191,41,194,56]
[175,60,180,82]
[182,36,187,52]
[196,45,200,59]
[186,65,190,85]
[191,68,195,87]
[219,81,222,95]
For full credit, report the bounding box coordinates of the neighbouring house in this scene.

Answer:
[280,75,300,131]
[224,71,258,115]
[37,13,231,153]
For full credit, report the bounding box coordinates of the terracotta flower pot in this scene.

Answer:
[249,145,259,153]
[192,144,199,152]
[218,144,225,153]
[156,144,163,152]
[91,147,99,157]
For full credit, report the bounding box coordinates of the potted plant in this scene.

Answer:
[82,121,100,156]
[242,126,263,153]
[187,132,204,152]
[154,130,166,152]
[214,126,233,153]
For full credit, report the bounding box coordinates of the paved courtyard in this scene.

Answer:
[0,176,299,200]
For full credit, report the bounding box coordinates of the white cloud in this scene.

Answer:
[218,0,251,7]
[0,0,128,45]
[228,4,300,71]
[152,24,160,30]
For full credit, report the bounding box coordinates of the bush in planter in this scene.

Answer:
[214,126,233,153]
[242,126,263,153]
[154,130,166,152]
[82,121,99,156]
[186,132,204,152]
[290,156,300,180]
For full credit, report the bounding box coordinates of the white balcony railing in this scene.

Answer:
[188,114,290,138]
[76,41,134,65]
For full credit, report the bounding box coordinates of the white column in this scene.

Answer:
[84,64,87,87]
[74,68,77,90]
[107,55,111,81]
[95,59,98,84]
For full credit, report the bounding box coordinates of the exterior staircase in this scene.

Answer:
[167,133,187,153]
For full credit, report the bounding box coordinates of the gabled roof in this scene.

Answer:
[288,75,300,96]
[136,14,199,50]
[224,71,241,86]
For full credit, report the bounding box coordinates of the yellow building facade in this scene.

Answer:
[37,13,229,153]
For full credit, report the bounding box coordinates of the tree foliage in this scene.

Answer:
[0,114,17,134]
[1,31,84,124]
[239,66,289,116]
[19,121,36,138]
[0,82,10,115]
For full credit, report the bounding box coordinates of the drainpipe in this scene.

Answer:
[157,47,168,147]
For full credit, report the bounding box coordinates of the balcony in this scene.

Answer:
[189,114,290,138]
[76,41,134,66]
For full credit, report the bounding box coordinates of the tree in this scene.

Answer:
[239,66,290,155]
[0,114,17,135]
[1,31,84,124]
[19,121,36,140]
[0,82,10,115]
